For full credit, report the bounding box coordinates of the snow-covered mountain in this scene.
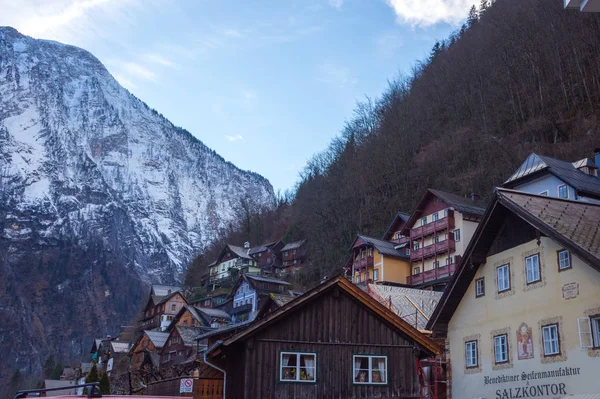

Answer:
[0,26,274,387]
[0,26,275,282]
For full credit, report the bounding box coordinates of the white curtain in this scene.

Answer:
[282,354,291,367]
[377,358,386,383]
[304,356,315,380]
[354,358,361,381]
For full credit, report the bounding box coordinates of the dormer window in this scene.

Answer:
[558,184,568,199]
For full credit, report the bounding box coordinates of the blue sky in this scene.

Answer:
[2,0,474,191]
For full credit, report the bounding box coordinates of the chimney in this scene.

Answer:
[471,192,480,202]
[244,241,250,249]
[595,148,600,173]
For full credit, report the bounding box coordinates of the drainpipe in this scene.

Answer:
[204,340,226,399]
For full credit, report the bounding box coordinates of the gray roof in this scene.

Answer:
[228,244,254,260]
[269,293,298,307]
[110,341,131,353]
[176,326,205,346]
[248,241,279,255]
[503,153,600,198]
[195,307,231,320]
[145,330,169,348]
[196,320,254,341]
[281,239,306,251]
[246,274,291,286]
[355,235,409,258]
[366,284,442,330]
[151,285,181,296]
[429,189,488,216]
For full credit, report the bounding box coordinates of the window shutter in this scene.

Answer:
[578,317,593,348]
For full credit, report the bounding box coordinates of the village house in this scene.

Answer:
[349,234,410,285]
[229,274,291,323]
[248,240,285,270]
[428,188,600,399]
[138,289,188,331]
[129,330,169,373]
[203,275,441,399]
[159,326,204,369]
[208,243,260,284]
[280,239,308,269]
[172,304,231,329]
[191,292,229,309]
[382,211,411,244]
[401,189,487,291]
[502,151,600,203]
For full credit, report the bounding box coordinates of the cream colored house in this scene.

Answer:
[428,188,600,399]
[208,243,260,283]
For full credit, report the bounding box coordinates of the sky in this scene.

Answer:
[1,0,474,192]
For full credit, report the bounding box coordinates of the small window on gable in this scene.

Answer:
[475,278,485,297]
[539,191,549,196]
[353,355,387,385]
[558,184,568,199]
[558,250,571,271]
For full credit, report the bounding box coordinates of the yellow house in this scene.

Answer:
[349,234,411,285]
[428,188,600,399]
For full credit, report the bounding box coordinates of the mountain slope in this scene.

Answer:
[0,26,274,390]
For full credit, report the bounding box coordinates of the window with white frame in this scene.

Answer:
[280,352,316,382]
[443,208,448,217]
[373,269,379,281]
[413,267,420,275]
[421,216,427,225]
[558,250,571,270]
[453,229,461,242]
[433,213,439,222]
[558,184,568,199]
[435,233,442,243]
[525,254,541,284]
[542,324,560,355]
[497,264,510,292]
[413,241,420,250]
[475,278,485,297]
[353,355,387,384]
[593,317,600,348]
[433,260,440,268]
[494,334,508,363]
[465,340,478,368]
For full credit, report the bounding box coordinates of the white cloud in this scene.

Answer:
[112,73,137,90]
[122,62,157,82]
[318,61,357,89]
[225,134,245,142]
[143,53,177,68]
[385,0,473,27]
[241,90,258,109]
[328,0,344,9]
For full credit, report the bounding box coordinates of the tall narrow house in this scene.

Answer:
[402,189,487,290]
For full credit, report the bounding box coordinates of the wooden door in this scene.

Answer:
[193,378,223,399]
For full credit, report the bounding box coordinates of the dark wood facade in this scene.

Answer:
[212,276,440,399]
[281,240,308,268]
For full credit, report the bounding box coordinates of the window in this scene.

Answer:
[558,250,571,271]
[356,275,361,283]
[525,254,541,284]
[443,208,448,217]
[280,352,316,382]
[285,251,289,256]
[475,278,485,297]
[373,269,379,281]
[413,241,420,250]
[421,216,427,226]
[497,264,510,292]
[453,229,461,242]
[494,334,508,363]
[435,233,442,243]
[558,184,568,199]
[353,355,387,384]
[293,249,297,255]
[433,260,440,268]
[593,317,600,348]
[183,320,188,326]
[433,213,439,222]
[542,324,560,355]
[465,341,478,368]
[539,191,549,196]
[368,248,373,257]
[413,267,420,275]
[365,271,370,280]
[293,259,297,264]
[361,250,365,259]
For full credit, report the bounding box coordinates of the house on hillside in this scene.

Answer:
[382,211,411,244]
[204,276,441,399]
[280,239,308,270]
[138,290,188,331]
[171,304,231,329]
[129,330,169,372]
[159,326,204,369]
[208,243,260,284]
[401,189,487,290]
[230,274,291,323]
[502,151,600,203]
[349,234,410,285]
[191,292,229,309]
[248,240,285,270]
[428,188,600,399]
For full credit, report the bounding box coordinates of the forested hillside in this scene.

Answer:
[186,0,600,287]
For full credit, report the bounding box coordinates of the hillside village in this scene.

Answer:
[41,149,600,398]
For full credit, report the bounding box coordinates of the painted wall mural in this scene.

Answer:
[517,322,534,360]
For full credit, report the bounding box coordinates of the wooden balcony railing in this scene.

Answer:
[410,237,456,261]
[406,260,459,285]
[410,211,455,239]
[353,256,374,271]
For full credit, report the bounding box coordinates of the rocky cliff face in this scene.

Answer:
[0,26,274,390]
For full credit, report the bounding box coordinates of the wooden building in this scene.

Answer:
[382,211,411,244]
[280,239,308,269]
[206,275,441,399]
[138,290,188,331]
[171,304,231,329]
[159,326,204,369]
[428,189,600,399]
[129,330,169,372]
[248,240,285,269]
[349,234,411,285]
[209,243,260,284]
[230,274,291,323]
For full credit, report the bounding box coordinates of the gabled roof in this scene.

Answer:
[281,239,306,251]
[110,341,131,353]
[215,244,254,263]
[382,212,411,240]
[196,307,232,320]
[427,188,600,332]
[248,240,283,255]
[246,274,291,286]
[219,276,441,356]
[350,234,409,259]
[229,274,291,298]
[366,284,442,331]
[402,189,487,234]
[503,153,600,198]
[155,290,188,307]
[175,326,205,347]
[151,285,181,296]
[145,330,169,349]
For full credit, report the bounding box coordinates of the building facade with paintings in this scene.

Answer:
[428,189,600,399]
[206,276,442,399]
[401,189,487,290]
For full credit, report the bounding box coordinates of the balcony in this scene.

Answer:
[353,256,374,271]
[230,303,253,315]
[407,260,459,286]
[410,211,455,239]
[391,236,410,245]
[410,237,456,261]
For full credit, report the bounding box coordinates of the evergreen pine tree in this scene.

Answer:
[467,5,479,27]
[99,372,110,394]
[86,362,99,383]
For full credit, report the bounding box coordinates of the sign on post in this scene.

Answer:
[106,358,114,372]
[180,378,194,393]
